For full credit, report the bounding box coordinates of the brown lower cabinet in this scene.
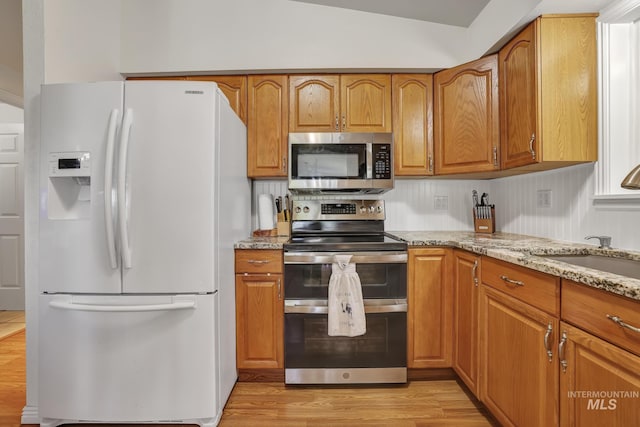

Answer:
[407,247,453,368]
[452,249,480,394]
[235,249,283,369]
[479,257,560,427]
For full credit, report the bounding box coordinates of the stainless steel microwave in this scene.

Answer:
[288,132,394,194]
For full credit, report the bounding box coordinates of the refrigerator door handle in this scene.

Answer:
[104,108,119,269]
[48,299,196,312]
[118,108,133,269]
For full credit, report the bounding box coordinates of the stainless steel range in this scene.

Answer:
[283,199,408,385]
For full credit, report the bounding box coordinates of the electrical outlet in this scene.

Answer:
[537,189,552,208]
[434,195,448,210]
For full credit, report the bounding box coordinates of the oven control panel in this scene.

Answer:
[291,199,385,221]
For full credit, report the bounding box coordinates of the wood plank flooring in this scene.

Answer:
[0,311,25,341]
[0,328,496,426]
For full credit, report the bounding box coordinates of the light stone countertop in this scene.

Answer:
[234,231,640,301]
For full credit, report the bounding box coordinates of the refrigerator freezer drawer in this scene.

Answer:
[39,293,219,424]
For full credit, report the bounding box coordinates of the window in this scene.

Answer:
[595,0,640,203]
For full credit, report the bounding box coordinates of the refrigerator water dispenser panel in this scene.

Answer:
[47,151,92,219]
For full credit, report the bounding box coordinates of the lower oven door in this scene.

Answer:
[284,299,407,384]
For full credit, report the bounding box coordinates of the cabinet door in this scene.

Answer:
[434,55,499,175]
[407,248,452,368]
[452,250,480,394]
[340,74,392,132]
[479,285,559,427]
[189,75,247,124]
[559,322,640,427]
[392,74,434,176]
[235,273,283,369]
[247,75,289,177]
[499,21,538,169]
[289,75,340,132]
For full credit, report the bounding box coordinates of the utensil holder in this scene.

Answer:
[277,220,290,237]
[473,207,495,234]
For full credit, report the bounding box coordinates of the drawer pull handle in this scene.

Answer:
[500,275,524,287]
[558,331,568,373]
[543,322,553,362]
[606,314,640,333]
[247,259,271,264]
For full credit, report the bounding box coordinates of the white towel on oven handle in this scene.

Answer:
[328,254,366,337]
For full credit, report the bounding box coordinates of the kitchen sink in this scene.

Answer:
[544,254,640,280]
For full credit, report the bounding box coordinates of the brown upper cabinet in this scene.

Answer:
[499,14,597,171]
[247,75,289,178]
[289,74,392,133]
[392,74,434,176]
[434,55,500,175]
[188,76,247,124]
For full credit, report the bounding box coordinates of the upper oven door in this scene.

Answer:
[284,251,407,300]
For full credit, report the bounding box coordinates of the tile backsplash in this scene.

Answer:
[252,163,640,251]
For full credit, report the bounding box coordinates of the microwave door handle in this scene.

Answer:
[366,143,373,179]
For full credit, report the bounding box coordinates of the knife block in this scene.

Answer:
[473,207,495,234]
[277,220,290,237]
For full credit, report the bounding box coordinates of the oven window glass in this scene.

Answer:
[285,312,407,369]
[284,263,406,299]
[291,144,366,179]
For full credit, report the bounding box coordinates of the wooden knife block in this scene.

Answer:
[473,207,495,234]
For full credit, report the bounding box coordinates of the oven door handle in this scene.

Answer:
[285,299,407,314]
[284,252,407,264]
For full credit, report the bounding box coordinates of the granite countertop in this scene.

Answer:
[390,231,640,301]
[234,231,640,301]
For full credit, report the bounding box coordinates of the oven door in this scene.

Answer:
[284,299,407,384]
[283,251,407,300]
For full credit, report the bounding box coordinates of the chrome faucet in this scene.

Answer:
[585,235,612,249]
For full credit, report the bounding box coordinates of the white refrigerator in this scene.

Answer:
[38,81,250,427]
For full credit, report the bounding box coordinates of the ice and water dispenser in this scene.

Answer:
[47,152,92,219]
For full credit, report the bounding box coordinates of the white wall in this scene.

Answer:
[22,0,122,422]
[0,0,23,106]
[256,163,640,252]
[492,164,640,251]
[120,0,466,74]
[0,103,23,122]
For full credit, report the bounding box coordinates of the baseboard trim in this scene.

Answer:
[21,404,39,425]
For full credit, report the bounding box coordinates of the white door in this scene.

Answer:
[39,82,124,294]
[121,81,218,294]
[0,123,24,309]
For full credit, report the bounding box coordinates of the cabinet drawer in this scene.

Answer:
[482,257,559,315]
[562,280,640,357]
[235,250,283,274]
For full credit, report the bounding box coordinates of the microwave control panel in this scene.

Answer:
[372,144,392,179]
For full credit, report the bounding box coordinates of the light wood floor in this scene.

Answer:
[0,329,496,426]
[0,311,25,341]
